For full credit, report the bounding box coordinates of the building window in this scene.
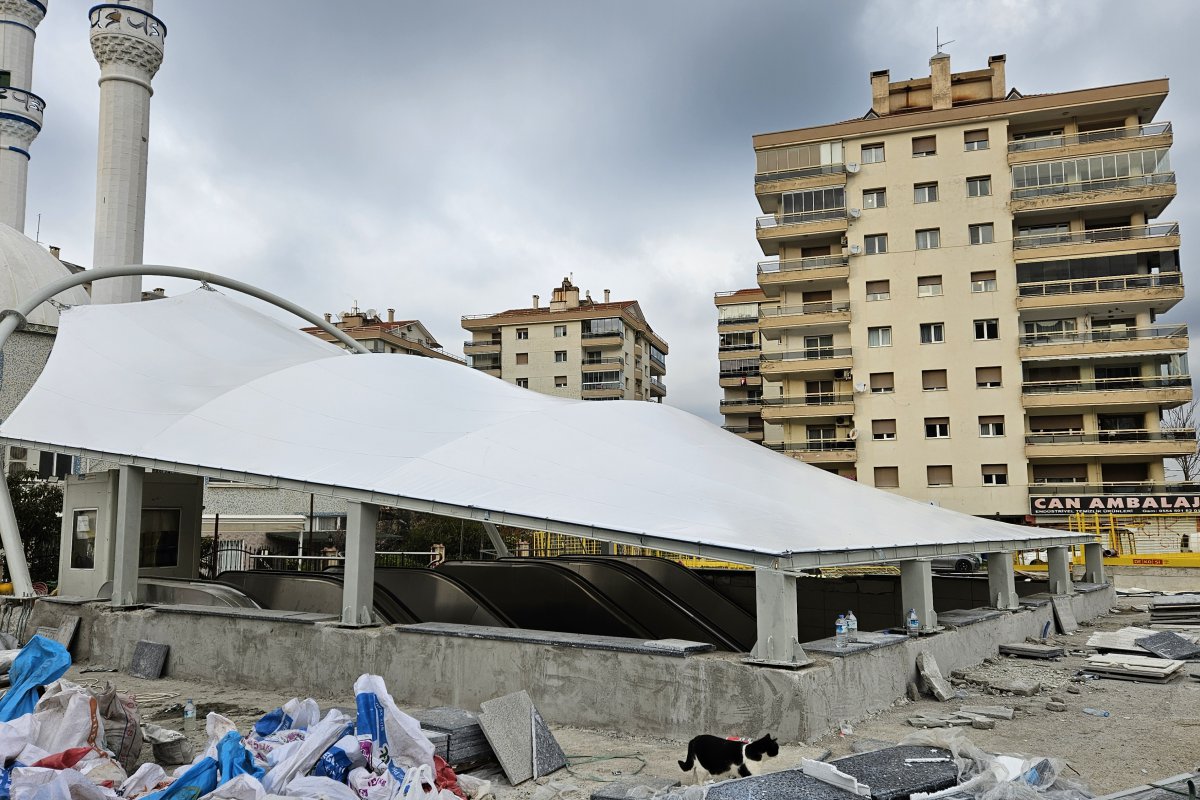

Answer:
[515,378,529,388]
[39,452,71,480]
[969,223,995,245]
[976,366,1002,388]
[553,325,567,337]
[872,419,897,441]
[919,322,945,344]
[971,271,997,293]
[140,508,181,568]
[967,176,992,197]
[927,465,953,486]
[0,71,10,89]
[982,464,1009,486]
[964,129,989,151]
[974,319,999,340]
[554,350,568,363]
[865,280,890,301]
[862,188,886,209]
[914,182,939,204]
[915,228,941,250]
[917,275,943,297]
[71,509,98,569]
[979,416,1005,437]
[922,369,948,391]
[874,466,900,488]
[515,353,529,365]
[869,372,894,393]
[925,417,950,439]
[555,376,568,388]
[912,136,937,157]
[861,143,884,163]
[864,234,888,255]
[516,328,529,340]
[867,326,892,348]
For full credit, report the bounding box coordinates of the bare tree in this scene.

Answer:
[1162,398,1200,480]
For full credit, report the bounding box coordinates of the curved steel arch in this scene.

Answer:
[0,265,372,596]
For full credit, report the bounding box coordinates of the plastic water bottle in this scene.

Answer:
[183,699,196,732]
[835,614,847,648]
[906,608,920,638]
[846,610,858,643]
[1082,707,1110,717]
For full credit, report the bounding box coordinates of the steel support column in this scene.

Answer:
[984,551,1019,610]
[1046,546,1074,595]
[900,559,937,632]
[482,522,509,558]
[745,569,811,668]
[342,501,380,626]
[1082,542,1106,585]
[111,465,144,607]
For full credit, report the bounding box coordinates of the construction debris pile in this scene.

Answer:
[1086,623,1200,683]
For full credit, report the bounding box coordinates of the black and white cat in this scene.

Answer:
[677,733,779,783]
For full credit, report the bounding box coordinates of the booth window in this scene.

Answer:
[71,509,98,569]
[140,508,182,568]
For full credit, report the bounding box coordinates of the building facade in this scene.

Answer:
[721,53,1189,522]
[463,278,668,402]
[302,305,465,363]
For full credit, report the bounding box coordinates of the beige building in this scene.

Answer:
[303,305,465,363]
[720,53,1190,522]
[463,278,668,401]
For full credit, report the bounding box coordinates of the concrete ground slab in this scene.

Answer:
[400,622,714,657]
[831,745,957,800]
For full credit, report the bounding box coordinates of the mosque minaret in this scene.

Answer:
[0,0,48,233]
[88,0,165,305]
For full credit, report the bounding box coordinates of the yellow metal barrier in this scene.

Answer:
[525,531,751,570]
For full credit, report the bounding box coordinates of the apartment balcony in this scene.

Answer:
[470,362,501,377]
[1025,429,1196,459]
[719,398,763,415]
[755,209,849,256]
[1008,123,1173,165]
[581,357,623,369]
[1018,324,1188,361]
[754,165,846,208]
[649,376,666,396]
[463,338,502,354]
[756,254,850,297]
[758,301,850,341]
[760,347,853,378]
[720,374,761,388]
[580,330,625,349]
[1028,480,1199,497]
[582,381,624,400]
[1012,222,1179,262]
[1010,172,1175,216]
[722,425,765,442]
[0,87,45,133]
[760,392,854,422]
[1021,375,1192,411]
[765,440,856,464]
[649,353,667,375]
[1016,272,1183,314]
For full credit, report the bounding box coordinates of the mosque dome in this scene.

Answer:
[0,222,91,328]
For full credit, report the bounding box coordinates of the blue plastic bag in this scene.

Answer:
[141,757,219,800]
[312,732,363,784]
[0,636,71,723]
[217,730,264,785]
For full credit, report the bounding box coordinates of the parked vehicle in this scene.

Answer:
[931,553,983,573]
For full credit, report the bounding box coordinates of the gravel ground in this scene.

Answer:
[64,599,1199,798]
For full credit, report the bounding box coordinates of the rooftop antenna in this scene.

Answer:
[936,27,954,54]
[35,213,41,243]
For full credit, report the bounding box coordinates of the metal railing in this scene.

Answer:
[1017,272,1182,299]
[761,346,853,362]
[760,301,850,318]
[649,377,666,391]
[1021,375,1191,394]
[582,356,624,367]
[757,254,850,274]
[463,338,502,348]
[720,368,760,379]
[1028,480,1200,496]
[754,163,846,184]
[761,393,854,407]
[1019,324,1187,346]
[765,441,856,453]
[582,330,625,340]
[649,353,667,370]
[756,208,848,229]
[1008,122,1172,153]
[718,343,758,352]
[718,313,759,325]
[582,381,623,391]
[1011,172,1175,200]
[1013,222,1179,249]
[470,362,500,371]
[1025,428,1196,445]
[719,399,763,408]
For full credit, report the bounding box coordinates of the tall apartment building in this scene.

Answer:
[463,278,667,401]
[302,305,465,363]
[721,53,1190,522]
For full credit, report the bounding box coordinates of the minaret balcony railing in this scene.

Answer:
[0,87,45,130]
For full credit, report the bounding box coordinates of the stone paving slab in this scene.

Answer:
[129,640,168,679]
[478,690,566,786]
[590,777,681,799]
[803,631,909,657]
[938,608,1005,628]
[1135,631,1200,660]
[699,768,861,800]
[831,745,957,800]
[399,622,714,657]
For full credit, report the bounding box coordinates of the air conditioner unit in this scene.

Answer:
[836,370,853,381]
[840,236,849,246]
[835,416,853,427]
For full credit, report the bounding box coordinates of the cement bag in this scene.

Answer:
[352,676,433,773]
[246,730,305,766]
[91,684,141,773]
[216,732,264,786]
[345,767,398,800]
[77,756,127,788]
[253,700,320,738]
[120,764,168,799]
[0,638,71,723]
[311,736,364,784]
[282,777,357,800]
[198,774,265,800]
[0,716,39,765]
[32,682,104,757]
[11,767,117,800]
[140,758,219,800]
[261,710,351,794]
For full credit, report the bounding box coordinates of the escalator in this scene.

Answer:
[216,570,418,623]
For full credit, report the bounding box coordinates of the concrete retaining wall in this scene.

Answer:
[28,585,1113,744]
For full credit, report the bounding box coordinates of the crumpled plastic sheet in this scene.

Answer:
[900,731,1092,800]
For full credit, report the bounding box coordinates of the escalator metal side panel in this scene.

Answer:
[438,562,652,639]
[372,568,514,628]
[214,570,418,623]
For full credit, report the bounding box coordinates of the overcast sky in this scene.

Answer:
[24,0,1200,423]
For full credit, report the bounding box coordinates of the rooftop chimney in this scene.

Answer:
[323,313,332,322]
[532,294,539,309]
[387,308,395,323]
[870,69,890,115]
[988,54,1006,100]
[603,289,610,303]
[49,246,61,259]
[930,53,951,110]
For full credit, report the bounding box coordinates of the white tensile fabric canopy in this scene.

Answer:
[0,289,1085,569]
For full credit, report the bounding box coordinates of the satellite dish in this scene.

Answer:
[848,428,860,440]
[846,162,861,173]
[366,308,378,318]
[853,382,868,393]
[848,208,862,219]
[849,244,863,255]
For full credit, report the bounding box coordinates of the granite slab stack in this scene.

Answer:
[1134,631,1200,661]
[413,707,494,768]
[419,729,449,762]
[1150,594,1200,627]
